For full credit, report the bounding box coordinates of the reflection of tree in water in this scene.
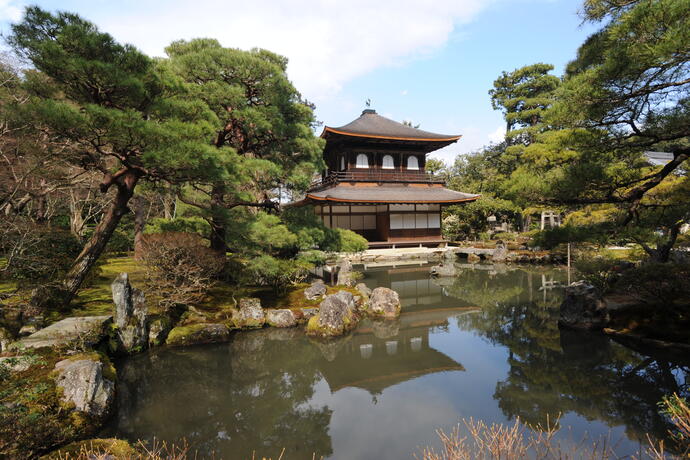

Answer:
[454,269,689,448]
[110,328,332,459]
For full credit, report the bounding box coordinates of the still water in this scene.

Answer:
[105,263,689,459]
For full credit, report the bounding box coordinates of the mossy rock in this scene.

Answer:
[166,323,231,347]
[40,438,137,459]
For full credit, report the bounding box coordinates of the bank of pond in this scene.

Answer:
[1,262,688,459]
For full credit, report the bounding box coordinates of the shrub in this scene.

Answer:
[660,394,690,456]
[618,262,690,308]
[573,256,624,293]
[144,217,211,237]
[335,229,368,253]
[0,217,89,286]
[140,232,225,310]
[243,254,312,293]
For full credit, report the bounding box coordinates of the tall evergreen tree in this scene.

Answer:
[162,39,324,252]
[8,8,227,304]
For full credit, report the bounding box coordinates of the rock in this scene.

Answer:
[147,315,172,347]
[0,355,31,373]
[19,316,112,349]
[306,290,358,337]
[43,438,137,459]
[355,283,372,297]
[336,259,356,287]
[304,280,327,300]
[368,287,401,319]
[112,273,149,353]
[0,326,12,352]
[467,253,481,263]
[430,263,457,277]
[300,308,318,320]
[266,309,297,328]
[444,249,457,261]
[235,298,265,328]
[559,281,610,330]
[492,243,508,262]
[54,355,115,420]
[18,323,39,337]
[166,323,231,347]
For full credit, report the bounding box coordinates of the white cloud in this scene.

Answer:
[0,0,23,22]
[401,89,408,96]
[93,0,492,102]
[487,125,506,143]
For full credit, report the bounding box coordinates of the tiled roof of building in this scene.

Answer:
[305,184,479,204]
[321,109,461,142]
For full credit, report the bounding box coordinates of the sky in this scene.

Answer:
[0,0,599,164]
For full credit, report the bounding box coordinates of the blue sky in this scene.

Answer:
[0,0,599,163]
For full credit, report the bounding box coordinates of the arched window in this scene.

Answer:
[340,156,345,171]
[382,154,394,170]
[356,153,369,168]
[407,155,419,170]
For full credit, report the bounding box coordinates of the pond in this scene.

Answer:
[103,263,689,459]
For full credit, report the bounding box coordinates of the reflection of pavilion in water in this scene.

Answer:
[318,266,475,395]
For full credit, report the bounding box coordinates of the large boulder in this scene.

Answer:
[111,273,148,353]
[266,309,297,328]
[147,315,173,347]
[307,290,358,338]
[166,323,231,347]
[53,355,115,421]
[234,298,265,328]
[19,316,112,349]
[368,287,401,318]
[304,280,327,300]
[336,259,356,287]
[559,281,610,330]
[430,263,457,277]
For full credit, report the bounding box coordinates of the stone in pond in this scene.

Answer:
[355,283,372,297]
[368,287,401,319]
[235,298,265,328]
[266,309,297,328]
[112,273,148,353]
[166,323,231,347]
[559,281,610,330]
[306,290,358,338]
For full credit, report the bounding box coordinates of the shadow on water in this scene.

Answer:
[104,263,689,459]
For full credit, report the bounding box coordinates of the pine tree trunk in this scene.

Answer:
[60,170,141,305]
[209,185,227,253]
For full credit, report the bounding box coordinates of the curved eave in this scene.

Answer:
[304,194,480,204]
[320,126,462,143]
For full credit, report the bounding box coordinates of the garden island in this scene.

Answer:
[0,1,688,459]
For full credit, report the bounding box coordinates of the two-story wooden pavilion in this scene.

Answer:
[297,109,479,247]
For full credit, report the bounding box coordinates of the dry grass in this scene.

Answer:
[418,410,690,460]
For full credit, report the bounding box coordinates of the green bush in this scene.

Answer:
[619,262,690,308]
[144,216,211,237]
[574,256,627,293]
[335,228,368,253]
[243,254,312,293]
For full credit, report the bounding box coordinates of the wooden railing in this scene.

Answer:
[309,170,445,190]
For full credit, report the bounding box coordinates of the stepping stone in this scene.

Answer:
[19,316,112,349]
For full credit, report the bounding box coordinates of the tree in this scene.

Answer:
[162,39,324,252]
[489,63,560,146]
[550,0,689,208]
[8,8,226,305]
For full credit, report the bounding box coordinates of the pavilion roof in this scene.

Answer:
[321,109,461,143]
[304,183,479,204]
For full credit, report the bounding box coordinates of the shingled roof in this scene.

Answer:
[306,183,479,204]
[321,109,461,142]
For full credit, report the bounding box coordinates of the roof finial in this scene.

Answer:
[365,98,371,108]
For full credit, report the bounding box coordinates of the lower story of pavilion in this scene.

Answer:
[299,183,480,247]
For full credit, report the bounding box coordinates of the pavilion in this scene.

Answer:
[297,109,479,247]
